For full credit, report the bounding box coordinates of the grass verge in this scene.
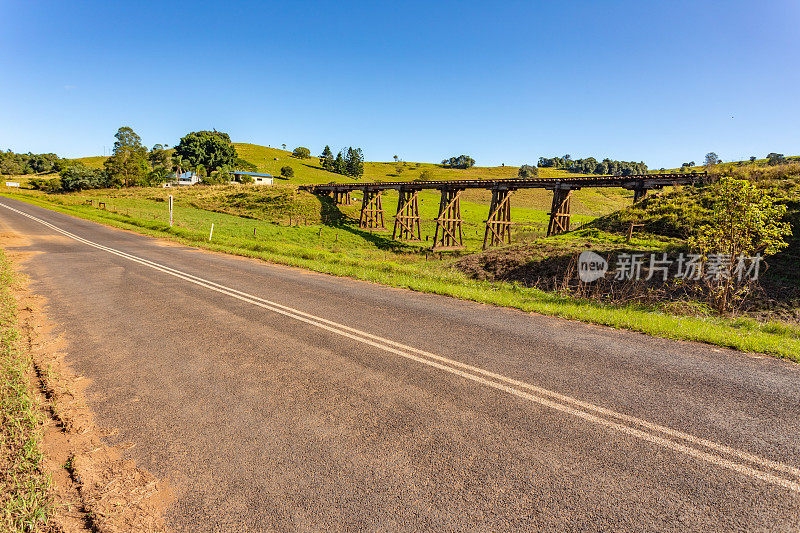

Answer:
[0,248,51,531]
[2,191,799,361]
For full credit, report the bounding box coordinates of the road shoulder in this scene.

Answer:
[0,227,170,532]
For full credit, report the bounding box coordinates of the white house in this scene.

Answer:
[230,171,275,185]
[163,171,200,187]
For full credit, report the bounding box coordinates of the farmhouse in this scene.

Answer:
[230,171,275,185]
[163,171,200,187]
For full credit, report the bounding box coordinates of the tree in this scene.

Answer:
[767,153,786,166]
[345,147,364,178]
[280,165,294,178]
[174,130,237,173]
[518,164,538,179]
[749,156,757,162]
[334,151,346,175]
[200,163,230,185]
[148,144,171,170]
[393,155,399,162]
[28,153,60,173]
[319,145,334,171]
[60,162,106,191]
[146,167,173,186]
[704,152,720,166]
[103,126,148,187]
[441,155,475,169]
[282,144,287,150]
[292,146,311,159]
[690,177,792,313]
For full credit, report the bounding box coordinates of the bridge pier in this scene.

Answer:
[547,185,573,237]
[483,187,513,249]
[359,190,385,230]
[333,190,352,205]
[633,187,647,203]
[393,188,421,241]
[433,188,464,250]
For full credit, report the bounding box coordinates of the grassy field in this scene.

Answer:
[1,186,798,360]
[72,143,636,221]
[0,248,51,531]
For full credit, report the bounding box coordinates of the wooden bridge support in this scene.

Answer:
[633,187,647,203]
[333,190,352,205]
[392,188,421,241]
[547,186,573,237]
[433,188,464,250]
[359,190,385,230]
[483,188,513,249]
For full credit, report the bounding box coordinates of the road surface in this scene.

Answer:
[0,197,798,531]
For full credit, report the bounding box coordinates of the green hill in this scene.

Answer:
[69,142,635,220]
[69,155,107,170]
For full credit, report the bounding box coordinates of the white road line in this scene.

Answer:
[2,201,799,494]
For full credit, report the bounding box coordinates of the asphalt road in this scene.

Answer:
[1,196,798,531]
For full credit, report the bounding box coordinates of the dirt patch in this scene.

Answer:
[0,228,171,532]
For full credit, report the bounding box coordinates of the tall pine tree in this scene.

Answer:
[319,145,334,171]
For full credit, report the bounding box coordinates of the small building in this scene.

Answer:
[230,171,275,185]
[163,171,200,187]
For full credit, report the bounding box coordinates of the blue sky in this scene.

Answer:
[1,0,798,168]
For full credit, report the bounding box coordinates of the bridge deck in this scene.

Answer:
[305,171,707,248]
[305,172,705,193]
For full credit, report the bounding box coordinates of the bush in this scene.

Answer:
[518,164,538,179]
[441,155,475,169]
[415,169,435,182]
[280,166,294,178]
[28,177,62,192]
[59,163,106,191]
[292,147,311,159]
[201,165,229,185]
[690,177,792,312]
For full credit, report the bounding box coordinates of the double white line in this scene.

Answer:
[2,201,799,494]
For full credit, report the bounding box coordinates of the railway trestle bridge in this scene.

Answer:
[304,172,705,250]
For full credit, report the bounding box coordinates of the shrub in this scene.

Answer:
[415,169,435,182]
[441,155,475,169]
[201,165,229,185]
[28,177,62,192]
[59,163,106,191]
[281,166,294,178]
[690,177,792,313]
[292,147,311,159]
[518,164,538,179]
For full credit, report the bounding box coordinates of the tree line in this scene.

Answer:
[537,155,648,176]
[0,150,63,175]
[318,145,364,178]
[25,126,260,192]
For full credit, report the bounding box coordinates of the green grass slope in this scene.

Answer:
[64,142,636,227]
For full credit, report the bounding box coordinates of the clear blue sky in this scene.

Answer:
[1,1,798,168]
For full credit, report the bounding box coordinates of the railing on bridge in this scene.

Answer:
[303,172,705,250]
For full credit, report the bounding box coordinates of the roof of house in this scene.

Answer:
[230,171,274,178]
